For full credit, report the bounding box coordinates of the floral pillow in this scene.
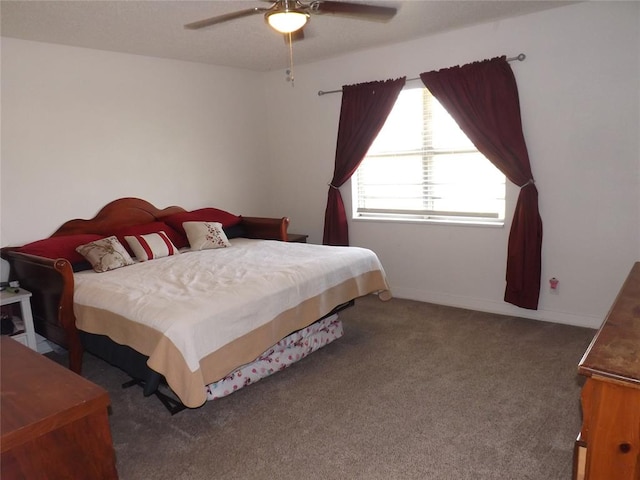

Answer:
[75,236,135,273]
[183,221,231,251]
[124,231,180,261]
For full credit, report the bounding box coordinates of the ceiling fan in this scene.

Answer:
[184,0,398,40]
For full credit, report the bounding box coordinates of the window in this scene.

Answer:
[353,87,506,225]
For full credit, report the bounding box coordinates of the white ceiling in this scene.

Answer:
[1,0,575,71]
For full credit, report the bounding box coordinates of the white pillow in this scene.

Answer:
[183,221,231,251]
[75,236,135,273]
[124,231,180,261]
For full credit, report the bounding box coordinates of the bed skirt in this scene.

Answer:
[205,314,343,400]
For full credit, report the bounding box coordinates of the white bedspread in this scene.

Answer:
[73,238,390,407]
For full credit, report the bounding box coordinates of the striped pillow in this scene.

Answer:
[124,231,179,262]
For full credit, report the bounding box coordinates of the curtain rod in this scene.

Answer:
[317,53,526,96]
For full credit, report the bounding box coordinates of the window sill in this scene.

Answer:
[352,216,504,228]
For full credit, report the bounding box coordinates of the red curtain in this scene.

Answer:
[323,78,406,246]
[420,56,542,309]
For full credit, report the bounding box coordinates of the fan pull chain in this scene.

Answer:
[286,32,295,86]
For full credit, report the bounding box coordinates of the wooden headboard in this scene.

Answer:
[52,197,186,237]
[50,197,289,241]
[1,197,290,373]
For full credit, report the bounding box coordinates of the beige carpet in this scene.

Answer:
[54,296,595,480]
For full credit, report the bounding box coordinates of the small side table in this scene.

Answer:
[1,288,37,351]
[287,233,308,243]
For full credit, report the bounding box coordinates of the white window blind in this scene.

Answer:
[354,87,506,224]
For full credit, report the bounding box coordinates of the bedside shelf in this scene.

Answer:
[1,288,37,351]
[287,233,308,243]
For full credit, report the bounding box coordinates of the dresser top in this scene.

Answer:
[578,262,640,385]
[0,337,110,453]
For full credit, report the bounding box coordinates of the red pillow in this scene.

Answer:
[163,208,241,236]
[18,234,104,264]
[112,221,188,251]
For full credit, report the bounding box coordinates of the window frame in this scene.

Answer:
[351,86,506,227]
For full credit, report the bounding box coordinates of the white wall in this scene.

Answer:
[262,1,640,328]
[1,3,638,328]
[1,38,272,249]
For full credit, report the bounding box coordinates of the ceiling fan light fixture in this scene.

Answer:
[266,9,309,34]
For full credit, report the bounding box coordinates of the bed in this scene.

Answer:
[2,198,391,411]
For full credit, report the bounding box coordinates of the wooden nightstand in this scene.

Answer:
[287,233,308,243]
[1,288,37,351]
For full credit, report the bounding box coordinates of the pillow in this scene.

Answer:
[75,236,135,273]
[18,234,104,271]
[163,208,241,236]
[113,221,188,251]
[183,222,231,251]
[124,232,180,261]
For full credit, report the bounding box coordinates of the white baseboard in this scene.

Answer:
[388,286,602,330]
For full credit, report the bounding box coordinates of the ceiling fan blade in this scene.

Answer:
[184,8,269,30]
[283,28,305,44]
[312,1,397,22]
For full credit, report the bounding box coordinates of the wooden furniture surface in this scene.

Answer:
[574,262,640,480]
[1,336,118,479]
[1,288,37,351]
[287,233,309,243]
[51,197,289,242]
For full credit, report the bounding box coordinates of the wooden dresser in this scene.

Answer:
[1,337,118,479]
[574,262,640,480]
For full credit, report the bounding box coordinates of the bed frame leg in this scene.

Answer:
[121,378,187,415]
[67,337,84,374]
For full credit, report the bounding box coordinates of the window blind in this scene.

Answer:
[354,87,505,223]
